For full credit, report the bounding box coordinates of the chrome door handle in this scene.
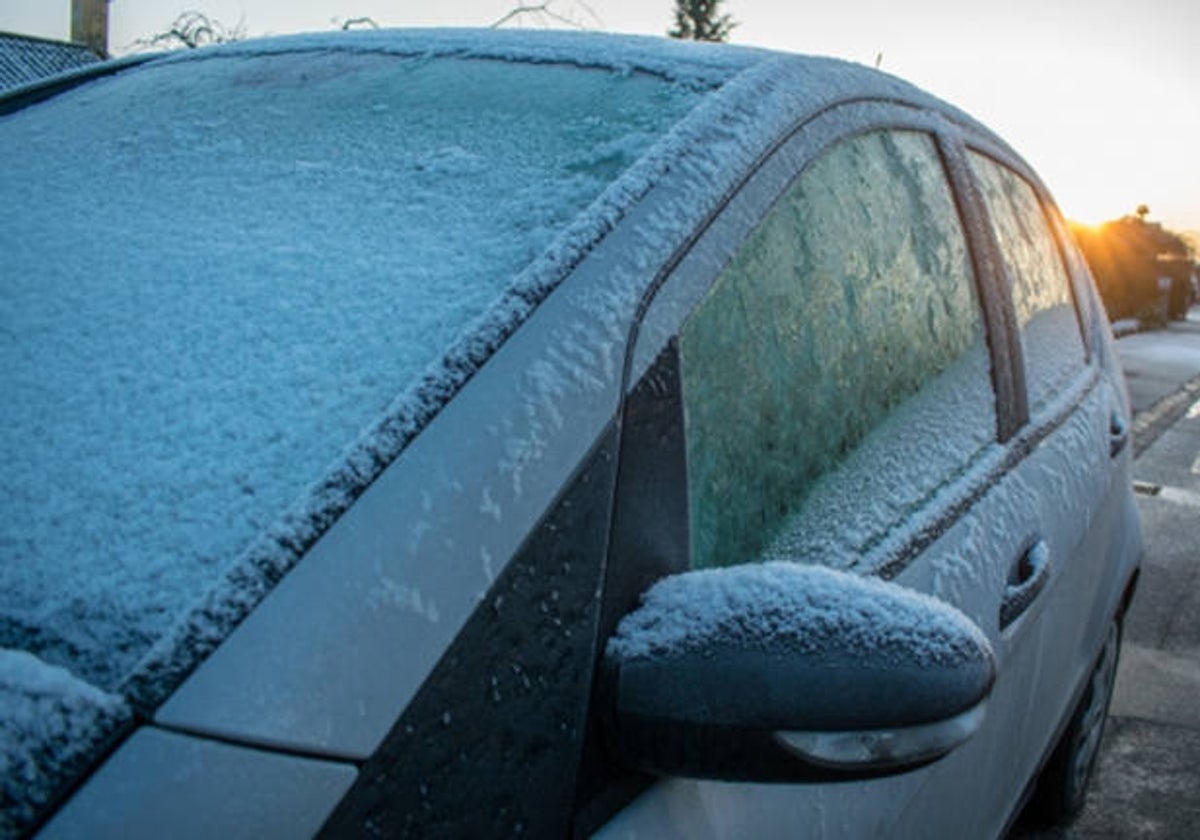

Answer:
[1000,539,1051,630]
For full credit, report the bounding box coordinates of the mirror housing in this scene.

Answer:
[601,562,995,781]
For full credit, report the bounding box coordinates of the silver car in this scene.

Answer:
[0,28,1141,839]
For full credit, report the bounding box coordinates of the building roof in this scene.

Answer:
[0,31,101,93]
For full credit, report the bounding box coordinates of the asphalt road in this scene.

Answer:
[1013,308,1200,838]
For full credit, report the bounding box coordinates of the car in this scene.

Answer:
[0,27,1142,839]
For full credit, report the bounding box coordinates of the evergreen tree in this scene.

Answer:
[669,0,736,42]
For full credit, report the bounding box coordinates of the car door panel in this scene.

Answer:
[589,105,1134,838]
[592,117,1036,838]
[964,148,1142,792]
[594,431,1055,838]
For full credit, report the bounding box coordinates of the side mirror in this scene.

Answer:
[601,562,995,782]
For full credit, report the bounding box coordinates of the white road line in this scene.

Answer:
[1187,399,1200,474]
[1158,486,1200,509]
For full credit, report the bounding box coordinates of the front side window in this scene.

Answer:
[679,130,996,570]
[969,153,1086,412]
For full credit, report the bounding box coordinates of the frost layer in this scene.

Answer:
[0,650,131,837]
[0,47,704,691]
[607,562,990,669]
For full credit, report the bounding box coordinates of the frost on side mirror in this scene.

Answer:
[601,562,995,782]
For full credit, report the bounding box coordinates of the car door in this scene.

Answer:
[963,145,1142,780]
[582,105,1074,838]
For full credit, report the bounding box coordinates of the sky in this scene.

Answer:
[3,0,1198,236]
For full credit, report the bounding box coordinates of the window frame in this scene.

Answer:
[626,103,1026,445]
[954,140,1106,463]
[673,128,1001,571]
[961,141,1096,368]
[620,101,1021,580]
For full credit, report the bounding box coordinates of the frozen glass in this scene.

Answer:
[0,53,702,691]
[680,131,994,569]
[969,153,1086,412]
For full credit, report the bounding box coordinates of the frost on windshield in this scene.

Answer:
[0,650,131,836]
[0,49,705,694]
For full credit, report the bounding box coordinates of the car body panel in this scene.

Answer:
[592,356,1137,840]
[153,161,659,760]
[589,93,1141,839]
[38,728,355,840]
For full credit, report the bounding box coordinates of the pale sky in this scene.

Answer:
[4,0,1198,235]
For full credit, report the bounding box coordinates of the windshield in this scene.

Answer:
[0,48,703,697]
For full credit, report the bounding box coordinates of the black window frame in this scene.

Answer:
[961,141,1096,372]
[955,139,1105,464]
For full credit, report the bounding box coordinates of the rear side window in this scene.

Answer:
[968,153,1086,412]
[678,130,995,569]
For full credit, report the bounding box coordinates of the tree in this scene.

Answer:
[1071,210,1196,323]
[337,17,380,31]
[492,1,601,29]
[134,11,245,51]
[668,0,736,42]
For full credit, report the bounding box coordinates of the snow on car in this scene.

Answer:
[0,28,1140,838]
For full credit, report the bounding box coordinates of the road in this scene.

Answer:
[1016,307,1200,838]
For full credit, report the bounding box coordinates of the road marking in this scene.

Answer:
[1184,400,1200,473]
[1130,377,1200,457]
[1158,486,1200,509]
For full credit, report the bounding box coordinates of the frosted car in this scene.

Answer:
[0,29,1141,839]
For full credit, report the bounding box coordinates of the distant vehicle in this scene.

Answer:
[0,29,1142,839]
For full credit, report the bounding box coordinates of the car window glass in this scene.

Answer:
[0,52,704,694]
[968,152,1086,412]
[678,130,995,569]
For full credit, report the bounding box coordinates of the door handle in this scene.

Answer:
[1000,539,1051,630]
[1109,410,1130,458]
